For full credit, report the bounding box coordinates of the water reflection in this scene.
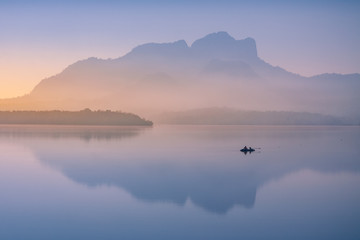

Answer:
[0,125,148,141]
[0,125,359,215]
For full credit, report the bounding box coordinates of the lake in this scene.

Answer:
[0,125,359,240]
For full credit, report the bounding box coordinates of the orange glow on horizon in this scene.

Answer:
[0,50,86,99]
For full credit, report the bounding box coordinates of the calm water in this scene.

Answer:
[0,125,359,240]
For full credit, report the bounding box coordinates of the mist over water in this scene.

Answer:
[0,125,359,239]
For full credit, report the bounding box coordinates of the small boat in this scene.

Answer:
[240,147,255,152]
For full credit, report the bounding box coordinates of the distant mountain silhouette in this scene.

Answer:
[155,107,348,125]
[191,32,258,62]
[0,31,359,121]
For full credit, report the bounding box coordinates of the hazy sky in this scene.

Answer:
[1,0,359,98]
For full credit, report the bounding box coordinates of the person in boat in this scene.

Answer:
[241,146,255,152]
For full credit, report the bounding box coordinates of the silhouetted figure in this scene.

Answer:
[240,146,255,154]
[241,146,249,153]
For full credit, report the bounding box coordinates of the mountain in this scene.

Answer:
[0,31,359,121]
[155,107,348,125]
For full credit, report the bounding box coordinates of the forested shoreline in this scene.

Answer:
[0,109,153,126]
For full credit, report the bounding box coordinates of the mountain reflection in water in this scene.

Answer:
[1,125,359,215]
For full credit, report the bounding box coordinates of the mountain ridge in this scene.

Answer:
[0,32,359,121]
[154,107,353,125]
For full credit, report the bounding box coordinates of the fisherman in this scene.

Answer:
[243,146,248,151]
[249,147,254,151]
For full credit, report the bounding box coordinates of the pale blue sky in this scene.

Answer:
[1,0,359,97]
